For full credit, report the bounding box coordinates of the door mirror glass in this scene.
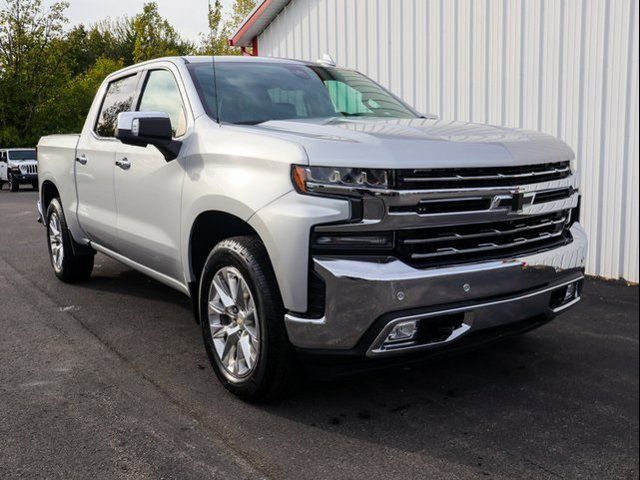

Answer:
[116,111,181,161]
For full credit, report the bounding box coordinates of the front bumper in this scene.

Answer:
[10,173,37,183]
[285,223,587,356]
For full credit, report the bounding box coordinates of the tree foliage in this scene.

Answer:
[132,2,192,63]
[0,0,70,146]
[0,0,254,147]
[200,0,256,55]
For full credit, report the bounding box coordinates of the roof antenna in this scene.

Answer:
[317,53,336,67]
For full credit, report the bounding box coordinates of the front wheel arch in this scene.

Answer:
[187,211,281,321]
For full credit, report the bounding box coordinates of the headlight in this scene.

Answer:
[292,165,390,195]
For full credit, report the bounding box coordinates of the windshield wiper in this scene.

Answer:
[338,112,370,117]
[233,120,270,125]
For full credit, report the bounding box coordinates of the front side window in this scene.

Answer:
[188,62,417,125]
[7,149,36,161]
[95,74,139,137]
[137,70,187,137]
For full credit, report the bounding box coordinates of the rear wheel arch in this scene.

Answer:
[41,180,60,214]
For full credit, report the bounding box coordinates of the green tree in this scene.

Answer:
[0,0,70,146]
[132,2,193,63]
[228,0,256,29]
[198,0,256,56]
[37,56,124,135]
[64,17,135,75]
[199,0,228,55]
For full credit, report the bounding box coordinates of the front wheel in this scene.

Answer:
[46,198,94,282]
[8,173,18,192]
[199,236,298,401]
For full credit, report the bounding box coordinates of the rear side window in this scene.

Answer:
[95,74,139,137]
[137,70,187,137]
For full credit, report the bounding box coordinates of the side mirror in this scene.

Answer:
[116,111,182,161]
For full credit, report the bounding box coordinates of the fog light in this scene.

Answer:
[549,280,582,310]
[564,282,578,302]
[386,320,418,343]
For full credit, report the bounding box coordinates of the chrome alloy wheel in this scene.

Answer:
[207,266,260,381]
[48,212,64,272]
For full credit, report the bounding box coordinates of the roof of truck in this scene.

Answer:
[103,55,332,83]
[182,55,309,65]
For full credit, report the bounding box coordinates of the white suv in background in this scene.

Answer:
[0,148,38,192]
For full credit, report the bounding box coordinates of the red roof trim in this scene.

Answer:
[228,0,272,47]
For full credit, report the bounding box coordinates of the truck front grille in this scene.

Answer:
[21,164,37,174]
[395,161,571,190]
[396,210,572,267]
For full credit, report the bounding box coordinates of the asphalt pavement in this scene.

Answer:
[1,188,638,479]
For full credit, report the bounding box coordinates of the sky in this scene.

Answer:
[44,0,236,42]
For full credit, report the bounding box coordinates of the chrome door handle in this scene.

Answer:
[115,158,131,170]
[75,154,88,165]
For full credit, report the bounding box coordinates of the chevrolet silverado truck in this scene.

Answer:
[0,148,38,191]
[37,56,587,400]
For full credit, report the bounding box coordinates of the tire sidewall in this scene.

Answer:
[199,243,271,397]
[8,173,18,191]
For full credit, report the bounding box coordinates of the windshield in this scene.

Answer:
[188,62,417,125]
[8,149,36,161]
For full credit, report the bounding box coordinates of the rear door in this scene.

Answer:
[113,67,190,280]
[75,73,141,251]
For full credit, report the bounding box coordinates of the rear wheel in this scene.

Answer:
[199,236,298,401]
[8,173,18,192]
[46,198,94,282]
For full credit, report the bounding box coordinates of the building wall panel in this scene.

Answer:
[257,0,640,282]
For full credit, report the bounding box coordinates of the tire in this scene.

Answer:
[46,198,94,282]
[199,236,298,402]
[8,173,18,192]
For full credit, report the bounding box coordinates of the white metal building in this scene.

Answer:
[230,0,640,282]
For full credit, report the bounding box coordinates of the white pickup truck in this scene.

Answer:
[37,56,587,400]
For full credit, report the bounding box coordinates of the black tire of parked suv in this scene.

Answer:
[8,173,18,192]
[199,236,299,402]
[46,198,95,282]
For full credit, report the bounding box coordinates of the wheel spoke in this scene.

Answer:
[238,334,254,370]
[226,270,239,303]
[220,325,241,363]
[213,274,235,308]
[208,299,225,316]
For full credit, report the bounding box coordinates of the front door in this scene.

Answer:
[0,151,7,181]
[114,68,189,280]
[75,73,140,251]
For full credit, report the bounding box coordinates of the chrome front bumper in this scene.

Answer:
[285,223,587,354]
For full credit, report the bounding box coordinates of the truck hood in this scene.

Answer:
[253,118,574,169]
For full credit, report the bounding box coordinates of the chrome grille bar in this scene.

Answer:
[395,161,572,190]
[402,215,568,245]
[408,230,565,260]
[402,166,570,183]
